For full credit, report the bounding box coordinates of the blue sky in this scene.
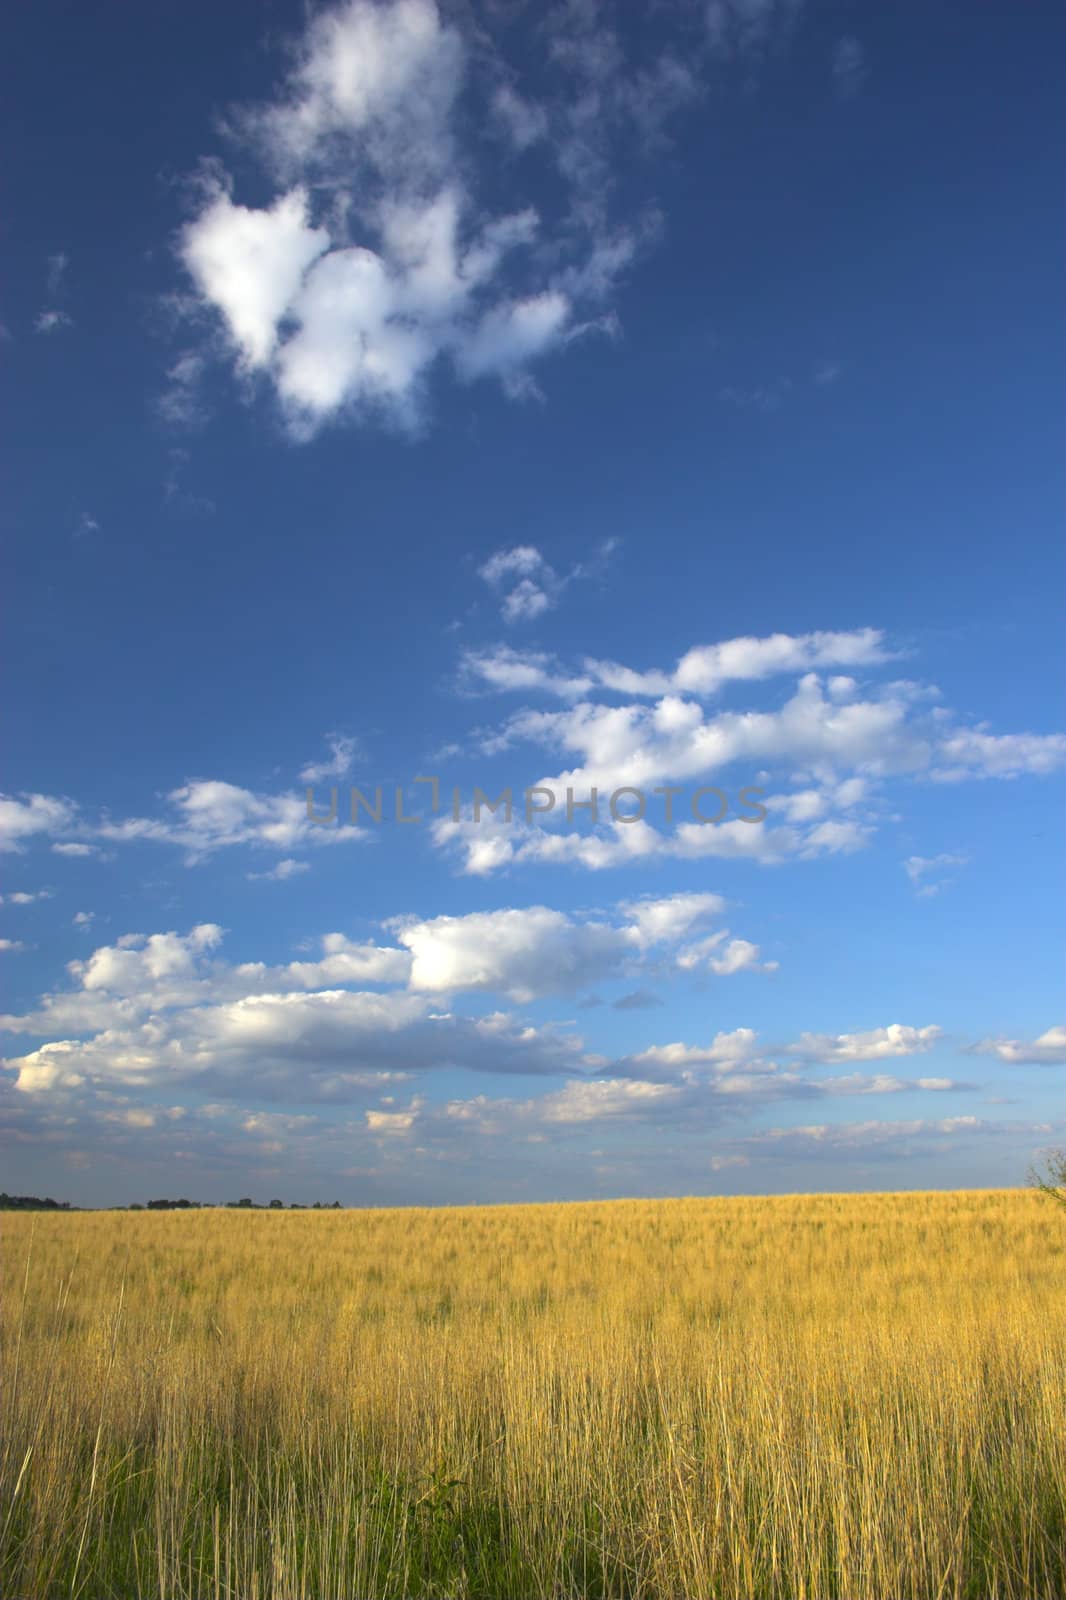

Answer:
[2,0,1064,1206]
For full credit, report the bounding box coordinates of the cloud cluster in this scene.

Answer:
[0,915,958,1125]
[462,628,890,700]
[177,0,660,434]
[435,629,1066,875]
[6,628,1063,883]
[7,905,1049,1201]
[0,778,366,864]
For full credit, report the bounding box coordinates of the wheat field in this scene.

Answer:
[1,1189,1063,1599]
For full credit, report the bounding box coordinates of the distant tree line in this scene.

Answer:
[127,1198,344,1211]
[2,1193,350,1213]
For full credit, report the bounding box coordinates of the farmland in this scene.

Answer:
[2,1188,1064,1598]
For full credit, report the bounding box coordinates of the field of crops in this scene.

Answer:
[2,1188,1064,1598]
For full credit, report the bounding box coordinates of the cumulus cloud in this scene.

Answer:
[3,770,373,867]
[0,895,753,1043]
[2,986,588,1100]
[0,912,1013,1190]
[391,905,632,1001]
[789,1024,942,1064]
[975,1026,1066,1066]
[174,0,650,434]
[628,1028,760,1073]
[0,794,77,853]
[704,937,777,977]
[96,778,367,862]
[463,628,890,700]
[387,895,747,1002]
[930,729,1066,782]
[168,0,823,437]
[246,858,311,882]
[621,891,725,947]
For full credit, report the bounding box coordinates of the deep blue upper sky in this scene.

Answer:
[2,0,1064,1206]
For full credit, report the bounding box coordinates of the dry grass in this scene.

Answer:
[1,1188,1064,1598]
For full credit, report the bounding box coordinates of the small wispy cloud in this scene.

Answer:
[478,539,618,624]
[247,858,311,882]
[300,734,360,785]
[45,252,69,295]
[158,352,208,428]
[35,310,72,335]
[903,854,969,898]
[833,36,867,98]
[719,378,792,413]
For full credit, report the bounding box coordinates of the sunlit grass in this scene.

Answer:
[2,1188,1063,1597]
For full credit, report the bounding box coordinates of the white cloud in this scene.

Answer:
[35,309,72,334]
[440,630,1065,878]
[172,0,739,436]
[2,986,586,1099]
[175,3,577,431]
[97,778,365,861]
[247,858,311,882]
[0,794,76,853]
[621,891,725,947]
[464,629,889,700]
[251,934,413,991]
[475,540,617,625]
[182,186,331,369]
[705,0,804,61]
[0,939,26,953]
[299,734,360,784]
[431,807,861,877]
[45,252,68,295]
[705,937,776,976]
[0,889,52,905]
[930,729,1066,782]
[975,1026,1066,1066]
[366,1097,423,1135]
[0,913,1032,1179]
[745,1116,985,1153]
[158,352,208,427]
[392,905,636,1002]
[478,546,562,624]
[629,1029,759,1072]
[790,1024,942,1063]
[247,0,464,181]
[904,853,969,897]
